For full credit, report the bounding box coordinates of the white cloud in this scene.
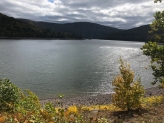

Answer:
[0,0,164,29]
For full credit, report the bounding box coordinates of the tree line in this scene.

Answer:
[0,13,83,39]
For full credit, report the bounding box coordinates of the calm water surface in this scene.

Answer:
[0,39,154,99]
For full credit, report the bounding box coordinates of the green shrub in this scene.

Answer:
[17,90,41,111]
[6,90,43,123]
[0,78,22,112]
[112,58,145,111]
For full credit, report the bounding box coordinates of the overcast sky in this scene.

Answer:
[0,0,163,29]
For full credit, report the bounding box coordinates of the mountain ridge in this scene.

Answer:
[19,19,123,39]
[20,19,151,41]
[103,25,151,41]
[0,12,151,41]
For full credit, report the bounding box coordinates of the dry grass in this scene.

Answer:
[81,102,164,123]
[63,95,164,123]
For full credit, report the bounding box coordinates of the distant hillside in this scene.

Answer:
[22,19,152,41]
[0,12,152,41]
[103,25,151,42]
[20,20,123,39]
[0,13,82,39]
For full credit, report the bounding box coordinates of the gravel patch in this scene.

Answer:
[40,86,164,108]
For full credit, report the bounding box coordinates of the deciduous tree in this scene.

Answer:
[112,58,144,111]
[141,0,164,87]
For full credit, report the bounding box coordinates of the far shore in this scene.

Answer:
[0,37,84,40]
[40,86,164,108]
[0,37,147,42]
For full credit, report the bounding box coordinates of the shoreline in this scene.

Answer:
[40,86,164,107]
[0,38,146,42]
[0,37,84,40]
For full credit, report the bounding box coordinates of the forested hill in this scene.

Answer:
[0,13,83,39]
[103,25,151,42]
[22,19,152,41]
[0,12,152,41]
[20,20,123,39]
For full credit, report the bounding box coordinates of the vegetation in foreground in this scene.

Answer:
[0,83,164,123]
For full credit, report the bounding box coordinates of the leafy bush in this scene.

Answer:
[112,58,145,111]
[0,79,84,123]
[141,42,164,87]
[141,0,164,87]
[0,78,22,112]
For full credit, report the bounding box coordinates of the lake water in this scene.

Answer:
[0,39,154,99]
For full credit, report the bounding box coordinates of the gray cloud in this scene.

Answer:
[0,0,163,29]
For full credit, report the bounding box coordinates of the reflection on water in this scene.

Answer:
[0,39,154,99]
